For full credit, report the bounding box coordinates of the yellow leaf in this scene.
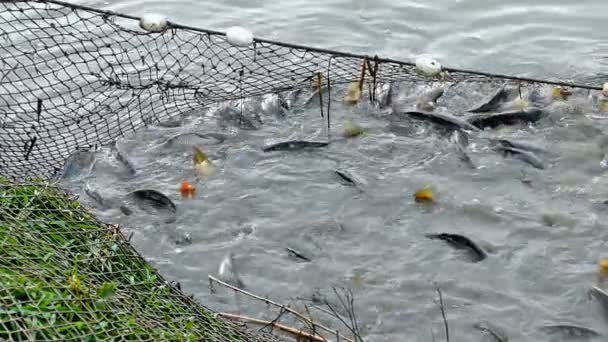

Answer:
[599,258,608,277]
[193,146,208,165]
[343,120,365,138]
[414,186,435,203]
[344,81,362,105]
[599,98,608,113]
[551,86,571,101]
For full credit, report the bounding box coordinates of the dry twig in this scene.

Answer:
[208,275,354,342]
[218,312,328,342]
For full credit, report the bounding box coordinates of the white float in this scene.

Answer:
[415,54,442,77]
[226,26,254,47]
[603,82,608,97]
[139,13,168,32]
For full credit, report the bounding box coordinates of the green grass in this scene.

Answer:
[0,178,265,341]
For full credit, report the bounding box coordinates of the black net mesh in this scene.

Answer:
[0,0,606,340]
[1,0,603,181]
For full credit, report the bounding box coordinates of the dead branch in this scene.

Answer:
[208,275,354,342]
[218,312,329,342]
[435,285,450,342]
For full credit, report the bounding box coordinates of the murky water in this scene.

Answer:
[59,0,608,341]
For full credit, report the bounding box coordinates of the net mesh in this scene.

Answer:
[1,0,603,182]
[0,179,292,341]
[0,0,606,340]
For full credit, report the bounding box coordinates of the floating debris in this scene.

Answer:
[474,321,509,342]
[539,323,602,338]
[193,146,215,179]
[467,107,546,129]
[128,189,177,213]
[343,120,366,138]
[180,179,196,198]
[414,186,435,203]
[344,81,362,105]
[262,140,329,152]
[399,111,481,132]
[425,233,487,262]
[495,145,545,170]
[286,247,311,262]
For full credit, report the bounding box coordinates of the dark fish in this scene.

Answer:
[84,182,109,209]
[286,247,311,262]
[119,205,133,216]
[128,189,177,213]
[425,233,487,262]
[219,104,262,130]
[468,85,516,113]
[589,286,608,318]
[400,111,481,132]
[416,87,445,112]
[539,324,602,338]
[111,144,136,176]
[334,169,358,187]
[474,321,509,342]
[490,138,549,155]
[467,107,545,129]
[495,146,545,170]
[263,140,329,152]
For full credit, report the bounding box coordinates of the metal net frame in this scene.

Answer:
[0,0,606,341]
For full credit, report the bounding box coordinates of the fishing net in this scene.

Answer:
[0,178,296,341]
[0,0,606,340]
[1,0,603,182]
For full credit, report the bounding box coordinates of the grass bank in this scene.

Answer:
[0,178,267,341]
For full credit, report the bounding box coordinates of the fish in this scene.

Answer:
[467,107,546,129]
[474,321,509,342]
[260,93,288,116]
[539,323,602,338]
[491,138,549,155]
[376,82,394,109]
[589,286,608,318]
[163,132,227,147]
[56,149,97,179]
[84,182,110,209]
[128,189,177,213]
[425,233,487,262]
[218,252,246,289]
[286,247,311,262]
[110,143,136,176]
[399,111,481,132]
[217,102,262,130]
[449,131,476,169]
[334,169,360,187]
[119,205,133,216]
[468,85,517,113]
[415,86,445,112]
[262,140,329,152]
[495,146,545,170]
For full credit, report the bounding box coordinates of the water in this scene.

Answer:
[59,0,608,341]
